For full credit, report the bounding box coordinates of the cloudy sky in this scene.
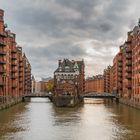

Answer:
[0,0,140,80]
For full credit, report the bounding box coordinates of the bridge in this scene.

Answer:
[22,92,119,102]
[83,92,119,99]
[22,92,53,101]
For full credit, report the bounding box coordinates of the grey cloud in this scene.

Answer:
[0,0,139,79]
[7,0,133,41]
[11,0,127,40]
[26,42,86,58]
[56,0,103,18]
[24,41,87,78]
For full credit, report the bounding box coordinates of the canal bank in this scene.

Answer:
[119,98,140,109]
[1,98,140,140]
[0,98,22,111]
[53,95,83,107]
[1,97,140,110]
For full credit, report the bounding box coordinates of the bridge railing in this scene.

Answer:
[23,92,52,97]
[83,92,118,98]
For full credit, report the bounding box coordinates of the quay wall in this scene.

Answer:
[119,98,140,109]
[0,98,22,111]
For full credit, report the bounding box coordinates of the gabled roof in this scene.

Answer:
[54,59,84,73]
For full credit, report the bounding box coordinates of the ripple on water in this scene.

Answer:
[0,98,140,140]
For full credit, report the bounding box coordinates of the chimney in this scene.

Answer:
[72,60,75,63]
[58,60,61,67]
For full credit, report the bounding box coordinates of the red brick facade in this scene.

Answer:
[54,59,85,97]
[103,66,113,93]
[0,9,31,103]
[102,20,140,106]
[85,20,140,102]
[112,52,123,95]
[85,75,104,93]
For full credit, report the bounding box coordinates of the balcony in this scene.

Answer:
[126,86,132,90]
[11,62,17,66]
[125,81,132,87]
[118,72,122,76]
[11,75,16,79]
[0,32,7,38]
[19,63,23,67]
[19,74,23,77]
[126,47,132,53]
[12,85,17,89]
[11,69,17,73]
[11,67,17,73]
[0,60,6,65]
[0,42,6,47]
[126,54,132,60]
[0,49,6,55]
[19,69,23,73]
[118,80,122,83]
[126,61,132,66]
[118,59,122,63]
[0,82,4,87]
[118,63,122,67]
[19,59,23,62]
[118,78,122,82]
[118,74,122,78]
[126,40,132,45]
[19,86,23,89]
[11,50,17,53]
[19,79,23,82]
[19,77,23,80]
[0,67,6,74]
[118,68,122,72]
[125,73,132,80]
[11,55,17,60]
[126,68,132,73]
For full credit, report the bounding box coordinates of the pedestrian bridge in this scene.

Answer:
[22,92,53,101]
[83,92,119,99]
[22,92,119,102]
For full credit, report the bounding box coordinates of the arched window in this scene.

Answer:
[61,74,63,79]
[65,66,70,72]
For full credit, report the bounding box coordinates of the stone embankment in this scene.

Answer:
[0,98,22,110]
[119,98,140,109]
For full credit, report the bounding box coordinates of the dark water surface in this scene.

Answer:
[0,98,140,140]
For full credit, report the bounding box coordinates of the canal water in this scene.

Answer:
[0,98,140,140]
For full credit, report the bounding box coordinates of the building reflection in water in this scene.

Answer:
[0,98,140,140]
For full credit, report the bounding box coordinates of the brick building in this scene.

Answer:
[23,54,32,95]
[0,9,6,102]
[132,25,140,103]
[31,75,35,93]
[33,77,54,93]
[0,9,31,104]
[102,19,140,108]
[112,52,123,95]
[54,59,85,106]
[103,66,113,93]
[85,75,104,93]
[111,21,139,99]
